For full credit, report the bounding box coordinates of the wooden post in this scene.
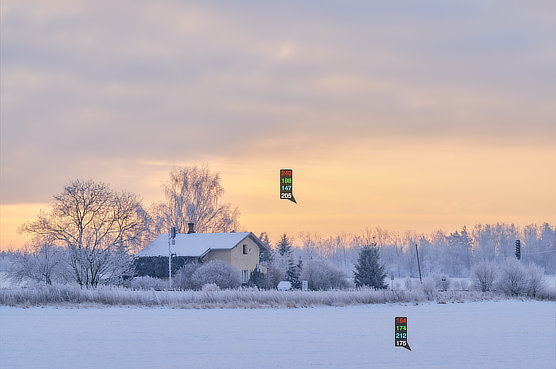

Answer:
[415,243,422,283]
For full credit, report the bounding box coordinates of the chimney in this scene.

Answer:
[187,222,195,234]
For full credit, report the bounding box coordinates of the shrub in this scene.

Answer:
[249,269,274,290]
[201,283,220,291]
[537,285,556,300]
[404,278,414,291]
[190,260,241,290]
[453,279,469,291]
[422,277,436,300]
[496,259,528,296]
[174,262,201,290]
[472,261,497,292]
[2,283,547,308]
[480,260,547,297]
[265,264,285,289]
[300,259,349,290]
[129,276,167,291]
[525,263,545,298]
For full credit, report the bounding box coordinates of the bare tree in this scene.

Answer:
[13,236,66,285]
[298,232,319,260]
[152,165,241,234]
[472,260,497,292]
[20,179,146,287]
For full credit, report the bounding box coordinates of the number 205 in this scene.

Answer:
[281,193,292,199]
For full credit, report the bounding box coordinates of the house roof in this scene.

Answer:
[136,232,264,258]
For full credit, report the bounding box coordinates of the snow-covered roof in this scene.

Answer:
[136,232,259,258]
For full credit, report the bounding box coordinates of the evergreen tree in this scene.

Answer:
[258,232,274,265]
[249,268,273,289]
[354,244,387,288]
[276,234,293,258]
[286,257,302,289]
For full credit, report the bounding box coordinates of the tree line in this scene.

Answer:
[5,164,555,288]
[287,223,556,278]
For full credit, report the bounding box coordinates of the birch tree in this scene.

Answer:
[152,165,240,234]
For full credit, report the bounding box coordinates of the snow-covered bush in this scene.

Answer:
[202,283,220,291]
[265,264,285,289]
[174,262,201,290]
[472,261,497,292]
[300,259,349,290]
[190,260,241,290]
[0,253,15,272]
[404,278,414,291]
[1,284,494,308]
[129,276,167,291]
[483,260,547,297]
[422,277,436,300]
[496,259,528,296]
[537,284,556,301]
[524,263,545,298]
[453,279,470,291]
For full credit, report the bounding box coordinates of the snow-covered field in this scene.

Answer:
[1,301,554,369]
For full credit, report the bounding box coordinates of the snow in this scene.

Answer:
[1,301,554,369]
[544,274,556,289]
[137,232,252,257]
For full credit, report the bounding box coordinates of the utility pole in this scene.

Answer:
[169,227,176,289]
[415,244,422,283]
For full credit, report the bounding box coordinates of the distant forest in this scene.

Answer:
[278,223,556,277]
[1,164,554,280]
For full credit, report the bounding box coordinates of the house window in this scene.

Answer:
[242,270,248,283]
[243,244,247,254]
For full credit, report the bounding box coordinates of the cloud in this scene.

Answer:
[1,0,555,205]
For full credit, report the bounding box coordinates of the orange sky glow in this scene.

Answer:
[1,2,555,250]
[2,139,554,250]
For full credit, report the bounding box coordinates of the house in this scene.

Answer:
[135,225,267,284]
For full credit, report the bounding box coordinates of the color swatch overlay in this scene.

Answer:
[279,169,297,204]
[395,316,411,351]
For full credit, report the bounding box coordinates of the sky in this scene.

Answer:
[1,1,555,250]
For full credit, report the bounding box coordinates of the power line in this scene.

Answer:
[523,249,556,255]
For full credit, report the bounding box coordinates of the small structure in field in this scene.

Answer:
[277,281,292,291]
